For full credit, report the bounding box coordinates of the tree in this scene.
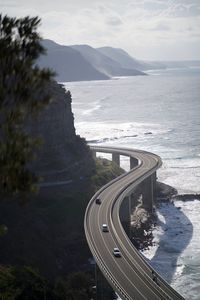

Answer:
[0,15,54,200]
[54,272,93,300]
[0,265,47,300]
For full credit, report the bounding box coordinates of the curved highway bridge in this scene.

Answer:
[84,146,184,300]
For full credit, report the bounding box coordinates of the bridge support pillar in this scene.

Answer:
[92,150,96,159]
[95,264,115,300]
[141,175,154,212]
[152,172,157,194]
[112,153,120,166]
[119,196,131,238]
[130,157,138,169]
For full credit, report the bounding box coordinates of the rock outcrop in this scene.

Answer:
[28,81,95,183]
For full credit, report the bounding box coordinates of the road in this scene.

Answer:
[85,146,185,300]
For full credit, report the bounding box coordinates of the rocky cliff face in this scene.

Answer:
[0,82,95,278]
[28,81,94,182]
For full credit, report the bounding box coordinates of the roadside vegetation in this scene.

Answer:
[91,157,124,191]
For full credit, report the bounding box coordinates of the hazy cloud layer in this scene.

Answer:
[1,0,200,60]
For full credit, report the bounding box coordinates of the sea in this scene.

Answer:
[63,66,200,300]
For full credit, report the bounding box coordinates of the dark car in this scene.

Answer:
[95,198,101,205]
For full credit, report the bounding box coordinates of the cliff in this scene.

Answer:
[28,81,95,183]
[0,81,96,278]
[0,85,124,278]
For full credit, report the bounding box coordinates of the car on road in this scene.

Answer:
[95,198,101,204]
[113,247,121,257]
[102,224,109,232]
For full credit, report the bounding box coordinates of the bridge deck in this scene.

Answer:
[84,146,184,300]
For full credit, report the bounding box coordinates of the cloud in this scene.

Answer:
[106,16,123,26]
[1,0,200,60]
[150,22,171,31]
[143,0,169,11]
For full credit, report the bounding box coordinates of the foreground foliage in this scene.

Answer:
[0,14,53,199]
[0,265,93,300]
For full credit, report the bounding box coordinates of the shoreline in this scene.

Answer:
[131,181,199,252]
[131,181,177,251]
[173,193,200,201]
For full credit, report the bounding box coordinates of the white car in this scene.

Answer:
[113,247,121,257]
[102,224,109,232]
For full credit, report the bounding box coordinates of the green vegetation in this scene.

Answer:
[0,14,53,200]
[53,272,94,300]
[0,265,47,300]
[92,157,124,190]
[0,266,94,300]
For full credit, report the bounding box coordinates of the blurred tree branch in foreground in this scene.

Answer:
[0,14,54,201]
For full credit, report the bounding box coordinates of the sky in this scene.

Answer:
[1,0,200,61]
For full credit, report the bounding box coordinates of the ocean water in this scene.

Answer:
[63,67,200,299]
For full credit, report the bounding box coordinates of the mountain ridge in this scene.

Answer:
[71,44,146,77]
[38,39,109,82]
[39,39,147,82]
[97,46,151,71]
[39,39,200,82]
